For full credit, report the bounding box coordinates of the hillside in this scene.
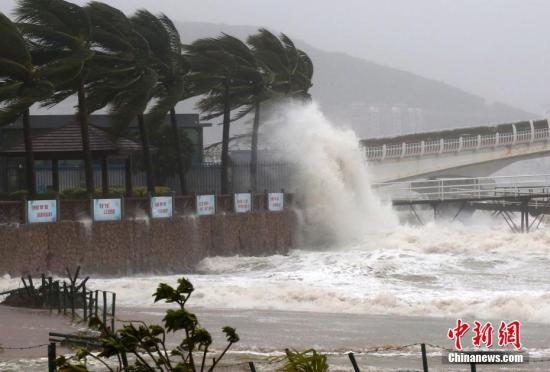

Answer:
[177,21,535,139]
[28,21,536,143]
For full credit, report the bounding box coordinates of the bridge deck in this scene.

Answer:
[364,119,550,161]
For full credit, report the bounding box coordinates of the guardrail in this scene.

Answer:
[373,174,550,202]
[364,121,550,161]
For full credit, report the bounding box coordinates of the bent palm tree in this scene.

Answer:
[185,34,263,194]
[131,10,191,194]
[246,29,314,190]
[0,12,53,197]
[16,0,96,194]
[85,2,159,193]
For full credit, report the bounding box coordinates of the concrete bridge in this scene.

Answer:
[363,119,550,182]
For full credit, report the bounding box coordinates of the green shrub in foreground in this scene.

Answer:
[56,277,239,371]
[56,277,329,371]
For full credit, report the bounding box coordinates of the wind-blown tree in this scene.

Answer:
[185,34,264,194]
[149,123,193,186]
[15,0,96,195]
[246,29,313,190]
[85,2,159,194]
[0,12,54,197]
[248,29,313,99]
[131,10,191,194]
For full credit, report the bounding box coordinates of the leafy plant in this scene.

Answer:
[56,277,239,371]
[133,186,172,197]
[59,187,126,199]
[280,349,329,372]
[7,189,56,200]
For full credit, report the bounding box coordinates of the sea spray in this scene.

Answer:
[263,101,397,244]
[78,215,93,238]
[83,103,550,325]
[88,220,550,323]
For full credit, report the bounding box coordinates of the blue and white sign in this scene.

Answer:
[27,200,57,223]
[268,192,284,211]
[151,196,173,218]
[93,198,122,221]
[234,193,252,213]
[197,195,215,216]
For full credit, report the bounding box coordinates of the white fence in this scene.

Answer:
[373,174,550,202]
[364,121,550,161]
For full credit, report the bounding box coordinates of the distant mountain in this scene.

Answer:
[177,21,536,139]
[31,21,536,144]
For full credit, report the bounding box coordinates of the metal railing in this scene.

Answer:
[373,174,550,202]
[364,122,550,161]
[3,161,297,194]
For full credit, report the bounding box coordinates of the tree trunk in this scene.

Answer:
[250,101,260,192]
[22,109,36,197]
[101,156,109,196]
[170,108,187,195]
[52,159,59,193]
[138,114,155,194]
[77,79,94,195]
[125,157,133,197]
[220,79,231,194]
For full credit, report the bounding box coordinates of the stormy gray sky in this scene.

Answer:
[2,0,549,115]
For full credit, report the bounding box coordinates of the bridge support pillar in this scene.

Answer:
[520,198,529,233]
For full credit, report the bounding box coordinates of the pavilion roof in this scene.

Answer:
[0,122,143,158]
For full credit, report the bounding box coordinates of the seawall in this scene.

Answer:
[0,211,295,276]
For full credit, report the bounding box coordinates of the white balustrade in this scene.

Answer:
[373,174,550,202]
[364,122,550,161]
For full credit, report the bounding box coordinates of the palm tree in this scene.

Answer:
[246,29,314,190]
[248,29,313,98]
[131,10,191,195]
[85,2,159,194]
[0,12,54,197]
[15,0,96,195]
[185,34,263,194]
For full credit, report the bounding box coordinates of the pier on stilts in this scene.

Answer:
[374,175,550,233]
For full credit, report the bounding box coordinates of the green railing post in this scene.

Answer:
[348,352,361,372]
[82,285,87,321]
[47,342,56,372]
[111,292,116,332]
[102,291,107,327]
[421,343,428,372]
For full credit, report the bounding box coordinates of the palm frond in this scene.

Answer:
[0,57,30,80]
[15,0,91,44]
[0,12,30,66]
[130,10,170,59]
[158,14,182,55]
[146,76,185,125]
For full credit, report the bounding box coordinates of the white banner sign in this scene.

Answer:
[268,193,284,211]
[197,195,215,216]
[93,198,122,221]
[27,200,57,223]
[234,193,252,213]
[151,196,173,218]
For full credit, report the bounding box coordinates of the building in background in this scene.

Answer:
[0,114,211,193]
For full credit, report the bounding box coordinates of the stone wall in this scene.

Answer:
[0,211,295,276]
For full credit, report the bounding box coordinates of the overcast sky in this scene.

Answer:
[2,0,549,115]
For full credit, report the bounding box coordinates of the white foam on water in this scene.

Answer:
[84,102,550,323]
[5,102,550,329]
[86,218,550,323]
